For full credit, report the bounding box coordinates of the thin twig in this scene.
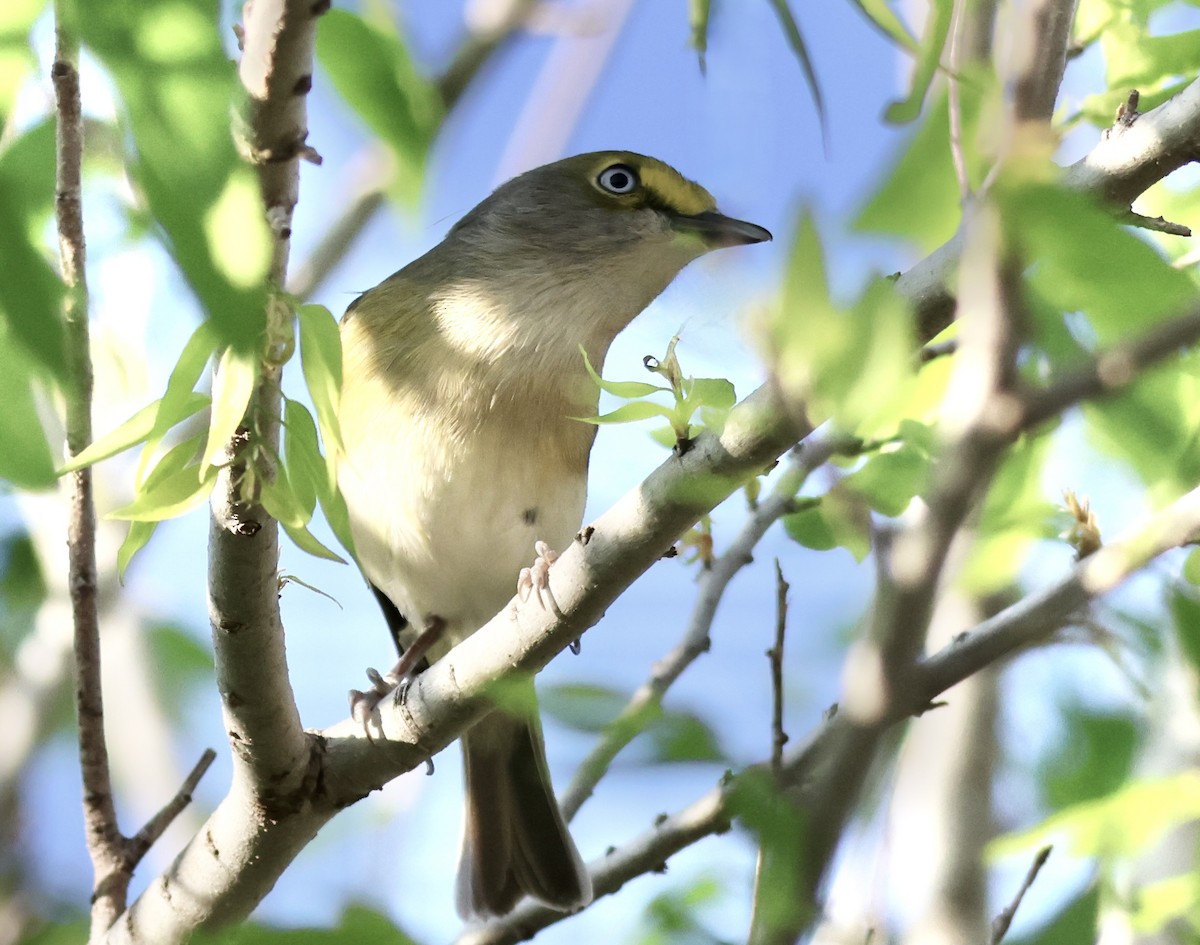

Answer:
[920,491,1200,698]
[746,559,791,945]
[53,10,123,939]
[769,559,789,776]
[124,749,217,865]
[990,845,1052,944]
[1124,210,1191,237]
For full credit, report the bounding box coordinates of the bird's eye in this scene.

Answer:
[597,164,639,195]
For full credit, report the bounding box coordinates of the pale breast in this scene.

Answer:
[338,310,597,640]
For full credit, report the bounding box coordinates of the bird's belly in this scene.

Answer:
[341,429,587,640]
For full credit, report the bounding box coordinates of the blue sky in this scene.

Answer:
[17,1,1157,942]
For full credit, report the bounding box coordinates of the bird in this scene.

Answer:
[336,151,770,919]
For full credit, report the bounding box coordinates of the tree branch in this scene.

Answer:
[792,8,1077,916]
[866,206,1021,685]
[1010,0,1078,122]
[558,433,846,822]
[107,261,1200,942]
[208,0,319,785]
[1070,78,1200,208]
[107,2,327,941]
[896,74,1200,343]
[447,468,1200,945]
[106,380,812,944]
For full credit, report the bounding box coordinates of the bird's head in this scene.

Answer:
[443,152,770,318]
[408,151,771,364]
[452,150,769,250]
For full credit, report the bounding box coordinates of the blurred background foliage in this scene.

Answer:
[2,0,1200,943]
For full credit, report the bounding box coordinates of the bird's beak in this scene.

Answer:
[672,210,773,249]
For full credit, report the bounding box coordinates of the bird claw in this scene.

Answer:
[348,616,446,738]
[517,540,559,610]
[348,663,406,736]
[364,665,392,692]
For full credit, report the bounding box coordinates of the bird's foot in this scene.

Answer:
[349,665,404,729]
[517,540,560,611]
[348,616,446,736]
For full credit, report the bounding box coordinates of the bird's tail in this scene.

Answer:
[455,704,593,919]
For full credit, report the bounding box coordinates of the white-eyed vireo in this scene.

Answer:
[338,151,770,919]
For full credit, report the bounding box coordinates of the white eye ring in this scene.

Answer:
[597,164,638,194]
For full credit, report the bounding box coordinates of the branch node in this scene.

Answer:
[1116,88,1140,127]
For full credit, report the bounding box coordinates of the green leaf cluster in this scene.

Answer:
[1075,0,1200,125]
[59,304,352,576]
[991,170,1200,506]
[771,216,917,436]
[577,338,736,452]
[839,54,1200,583]
[994,772,1200,937]
[74,0,271,351]
[0,118,63,488]
[0,0,291,491]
